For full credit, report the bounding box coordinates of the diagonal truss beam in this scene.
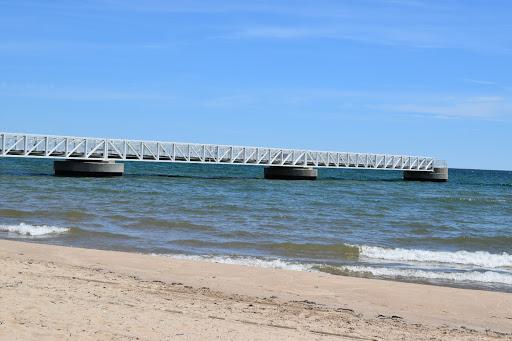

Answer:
[0,132,444,172]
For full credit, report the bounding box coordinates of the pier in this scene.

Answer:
[0,133,448,181]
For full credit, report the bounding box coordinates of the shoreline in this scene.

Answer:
[158,252,512,294]
[1,239,511,340]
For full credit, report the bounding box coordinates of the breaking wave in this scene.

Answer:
[359,245,512,268]
[340,266,512,285]
[0,223,70,236]
[167,254,313,272]
[166,253,512,286]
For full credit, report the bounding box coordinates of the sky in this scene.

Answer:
[0,0,511,170]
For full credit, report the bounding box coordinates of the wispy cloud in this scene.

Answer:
[5,0,331,17]
[89,0,356,18]
[371,96,512,120]
[222,1,511,53]
[202,94,257,108]
[0,41,166,53]
[461,79,512,93]
[2,1,510,53]
[185,87,512,122]
[462,78,497,86]
[0,83,174,101]
[235,27,317,39]
[232,25,450,49]
[232,23,511,53]
[2,80,510,122]
[197,86,512,121]
[377,0,442,9]
[88,0,446,17]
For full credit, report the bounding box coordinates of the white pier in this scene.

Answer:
[0,133,448,181]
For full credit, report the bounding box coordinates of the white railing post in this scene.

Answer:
[1,133,5,156]
[104,139,108,160]
[44,137,49,156]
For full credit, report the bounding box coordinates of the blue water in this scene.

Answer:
[1,158,511,291]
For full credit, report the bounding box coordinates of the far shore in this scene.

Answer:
[0,239,511,340]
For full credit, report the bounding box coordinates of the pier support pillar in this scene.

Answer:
[264,167,318,180]
[54,160,124,177]
[403,168,448,182]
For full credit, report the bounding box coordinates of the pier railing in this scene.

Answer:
[0,132,441,171]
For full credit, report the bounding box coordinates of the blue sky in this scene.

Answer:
[1,0,511,170]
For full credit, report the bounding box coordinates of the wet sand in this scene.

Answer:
[0,240,511,340]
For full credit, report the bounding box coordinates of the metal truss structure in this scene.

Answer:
[0,133,446,171]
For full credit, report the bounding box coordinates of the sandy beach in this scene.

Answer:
[0,240,511,340]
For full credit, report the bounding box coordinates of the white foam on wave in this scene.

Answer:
[0,223,70,236]
[342,265,512,285]
[168,254,313,272]
[159,253,512,286]
[359,245,512,268]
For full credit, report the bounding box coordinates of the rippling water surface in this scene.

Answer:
[1,158,511,291]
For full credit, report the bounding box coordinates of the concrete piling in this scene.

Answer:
[403,167,448,182]
[264,167,318,180]
[54,160,124,177]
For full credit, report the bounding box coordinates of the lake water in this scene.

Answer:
[1,158,511,291]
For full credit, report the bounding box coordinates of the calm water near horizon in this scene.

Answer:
[1,158,511,292]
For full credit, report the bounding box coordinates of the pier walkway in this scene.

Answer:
[0,133,448,181]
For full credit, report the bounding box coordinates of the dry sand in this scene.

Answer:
[0,240,511,340]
